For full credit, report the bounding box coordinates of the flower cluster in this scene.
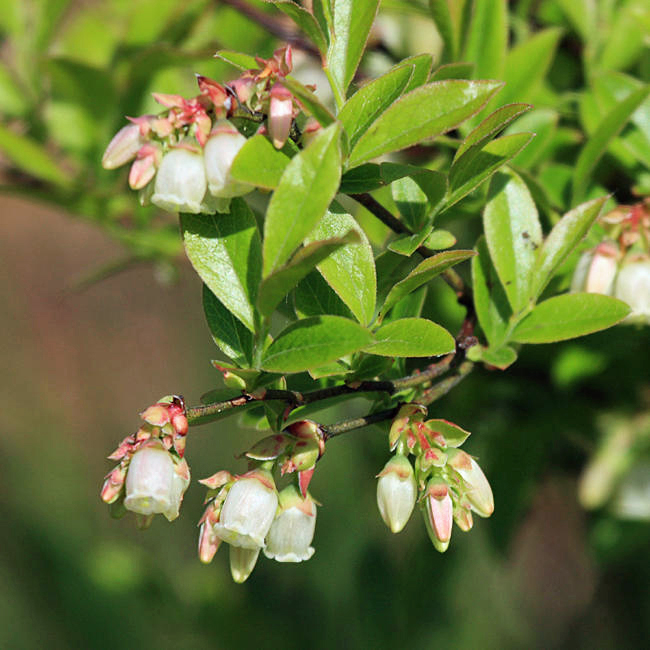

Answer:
[376,404,494,552]
[572,200,650,324]
[100,395,190,527]
[101,45,306,214]
[196,421,323,582]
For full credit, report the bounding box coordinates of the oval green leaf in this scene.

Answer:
[366,318,454,357]
[261,316,374,373]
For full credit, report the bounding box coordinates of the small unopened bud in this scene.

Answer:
[571,243,619,295]
[423,480,453,552]
[453,503,473,532]
[230,546,260,583]
[447,449,494,517]
[376,455,417,533]
[151,147,210,214]
[128,143,161,190]
[204,120,251,198]
[264,485,317,562]
[212,469,278,549]
[614,260,650,323]
[102,124,144,169]
[269,83,293,149]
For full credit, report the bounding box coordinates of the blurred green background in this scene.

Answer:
[1,1,649,648]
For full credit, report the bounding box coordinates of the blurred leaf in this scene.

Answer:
[598,1,649,72]
[230,134,290,190]
[203,285,254,367]
[258,234,356,318]
[472,236,511,347]
[497,28,562,106]
[306,206,376,326]
[381,250,475,317]
[365,318,454,357]
[265,1,328,56]
[339,64,414,151]
[511,293,631,343]
[263,122,342,277]
[0,124,72,187]
[181,199,262,332]
[325,0,380,104]
[348,80,503,168]
[0,62,29,116]
[505,108,558,168]
[463,0,508,79]
[483,170,542,313]
[532,196,608,299]
[261,316,374,373]
[554,0,596,41]
[428,0,469,62]
[573,85,650,202]
[447,132,535,209]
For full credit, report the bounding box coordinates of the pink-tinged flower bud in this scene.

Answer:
[128,143,161,190]
[268,83,293,149]
[212,469,278,549]
[447,449,494,518]
[101,464,127,504]
[376,455,417,533]
[102,124,144,169]
[571,243,619,295]
[614,260,650,323]
[230,545,260,583]
[203,120,251,198]
[423,480,453,552]
[151,147,211,214]
[453,503,473,532]
[123,442,190,521]
[264,485,316,562]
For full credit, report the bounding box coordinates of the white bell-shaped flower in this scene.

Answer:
[264,485,316,562]
[615,260,650,323]
[213,470,278,549]
[447,449,494,518]
[124,443,189,521]
[571,245,618,295]
[203,120,251,198]
[376,455,417,533]
[151,147,210,214]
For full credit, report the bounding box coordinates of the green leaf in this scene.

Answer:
[258,234,356,318]
[483,170,542,313]
[381,250,475,317]
[391,175,428,230]
[497,28,562,106]
[214,50,258,70]
[339,64,415,151]
[261,316,374,373]
[305,206,376,326]
[511,293,631,344]
[326,0,380,103]
[454,103,532,161]
[294,271,353,319]
[429,62,475,82]
[0,123,71,187]
[573,85,650,202]
[399,54,434,92]
[504,108,558,169]
[447,132,534,209]
[366,318,454,357]
[348,80,503,168]
[181,199,262,332]
[203,285,254,367]
[263,122,342,277]
[554,0,596,41]
[532,196,608,299]
[388,227,434,257]
[428,0,462,61]
[340,163,384,193]
[471,236,511,347]
[0,62,29,116]
[266,1,328,56]
[283,76,336,126]
[230,134,290,190]
[463,0,507,79]
[425,230,457,250]
[466,344,517,370]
